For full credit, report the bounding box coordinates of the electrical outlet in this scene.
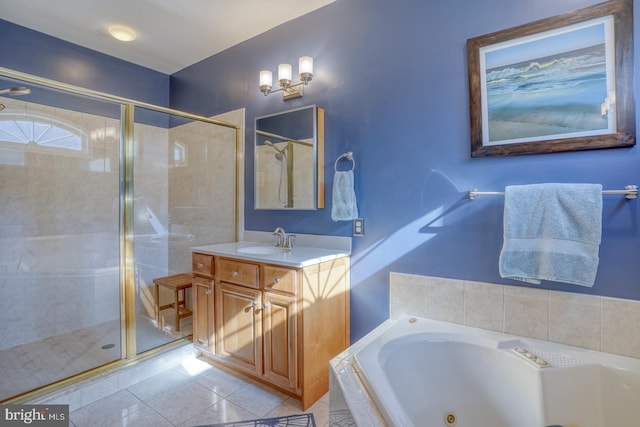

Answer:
[353,218,365,236]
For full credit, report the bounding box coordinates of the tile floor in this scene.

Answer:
[0,314,191,401]
[68,355,329,427]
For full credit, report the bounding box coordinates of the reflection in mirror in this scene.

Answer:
[255,105,324,209]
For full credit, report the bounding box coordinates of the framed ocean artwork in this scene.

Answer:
[467,0,634,157]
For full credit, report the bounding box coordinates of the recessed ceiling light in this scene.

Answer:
[107,25,137,42]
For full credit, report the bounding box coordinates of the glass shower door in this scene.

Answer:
[0,79,122,400]
[132,106,238,354]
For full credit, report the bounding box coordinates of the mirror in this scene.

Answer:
[254,105,324,209]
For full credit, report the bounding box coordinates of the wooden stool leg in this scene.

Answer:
[174,288,180,332]
[155,284,160,327]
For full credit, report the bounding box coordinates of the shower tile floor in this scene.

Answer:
[0,313,191,401]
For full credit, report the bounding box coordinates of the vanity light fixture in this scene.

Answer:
[259,56,313,100]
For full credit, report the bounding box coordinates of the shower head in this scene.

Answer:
[0,86,31,96]
[264,140,287,161]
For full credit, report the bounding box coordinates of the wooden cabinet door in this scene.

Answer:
[193,277,214,352]
[216,282,262,375]
[263,292,298,392]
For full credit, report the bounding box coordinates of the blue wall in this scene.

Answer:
[171,0,640,341]
[0,19,170,107]
[2,0,639,343]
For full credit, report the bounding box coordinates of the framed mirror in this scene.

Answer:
[254,105,324,210]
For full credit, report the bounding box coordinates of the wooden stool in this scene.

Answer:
[153,273,193,332]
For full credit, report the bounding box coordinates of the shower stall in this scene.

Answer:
[0,68,240,401]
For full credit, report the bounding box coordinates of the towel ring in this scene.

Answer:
[335,151,355,172]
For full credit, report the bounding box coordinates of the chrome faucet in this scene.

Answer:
[273,227,295,249]
[273,227,287,247]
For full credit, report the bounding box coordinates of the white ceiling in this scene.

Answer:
[0,0,336,74]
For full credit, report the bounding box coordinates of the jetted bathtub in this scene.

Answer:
[353,315,640,427]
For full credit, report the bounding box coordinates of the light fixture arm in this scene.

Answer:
[261,80,308,98]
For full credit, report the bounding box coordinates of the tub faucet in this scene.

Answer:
[273,227,287,247]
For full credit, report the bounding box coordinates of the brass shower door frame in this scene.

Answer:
[0,66,241,402]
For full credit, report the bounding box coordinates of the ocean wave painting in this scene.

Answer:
[482,19,614,145]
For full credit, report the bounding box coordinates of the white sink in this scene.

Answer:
[236,246,289,255]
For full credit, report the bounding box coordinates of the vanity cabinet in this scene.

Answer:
[216,281,263,375]
[193,277,214,351]
[191,251,350,410]
[192,254,214,352]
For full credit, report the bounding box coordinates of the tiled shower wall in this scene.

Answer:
[390,272,640,360]
[167,110,240,273]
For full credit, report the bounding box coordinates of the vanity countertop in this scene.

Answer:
[191,241,350,268]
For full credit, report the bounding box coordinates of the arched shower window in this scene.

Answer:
[0,114,85,149]
[0,114,86,165]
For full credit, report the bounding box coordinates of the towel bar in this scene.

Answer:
[468,185,638,200]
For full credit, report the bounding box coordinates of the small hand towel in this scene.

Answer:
[499,183,602,287]
[331,170,358,221]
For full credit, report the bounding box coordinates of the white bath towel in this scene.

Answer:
[331,170,358,221]
[499,183,602,287]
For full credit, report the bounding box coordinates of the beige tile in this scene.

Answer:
[550,290,601,307]
[224,381,287,418]
[549,291,601,350]
[179,399,256,427]
[602,297,640,359]
[389,272,430,319]
[128,370,221,425]
[504,287,549,340]
[69,390,161,427]
[504,284,549,299]
[174,362,249,398]
[429,277,464,324]
[265,395,321,420]
[464,281,504,332]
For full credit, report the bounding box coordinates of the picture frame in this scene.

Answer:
[467,0,635,157]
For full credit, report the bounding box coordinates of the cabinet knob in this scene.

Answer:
[197,262,204,268]
[251,301,258,307]
[274,277,280,283]
[205,289,211,295]
[262,303,269,309]
[231,271,238,277]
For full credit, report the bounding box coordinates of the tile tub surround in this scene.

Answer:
[329,322,391,427]
[390,272,640,359]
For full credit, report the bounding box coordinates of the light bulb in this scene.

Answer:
[278,64,292,87]
[299,56,313,84]
[259,70,273,95]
